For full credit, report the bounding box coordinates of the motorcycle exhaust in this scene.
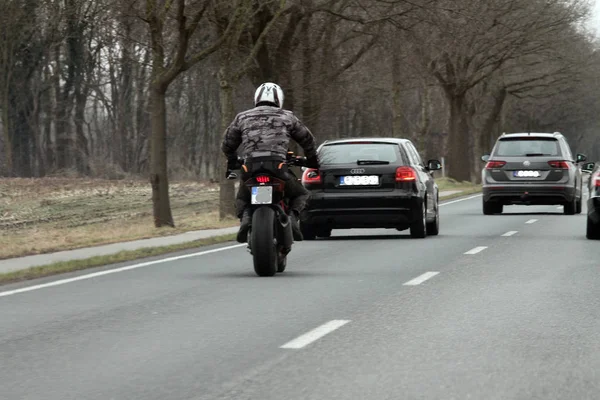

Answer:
[278,212,294,249]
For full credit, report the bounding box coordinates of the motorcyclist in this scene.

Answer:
[221,82,320,244]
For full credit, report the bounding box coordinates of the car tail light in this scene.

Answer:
[256,175,270,183]
[485,161,506,169]
[593,175,600,187]
[302,168,322,184]
[548,160,570,169]
[396,166,417,182]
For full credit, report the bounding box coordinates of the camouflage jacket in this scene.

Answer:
[221,106,317,160]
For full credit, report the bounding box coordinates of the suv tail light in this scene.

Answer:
[548,160,570,169]
[485,161,506,169]
[396,166,417,182]
[302,168,322,184]
[255,175,270,183]
[593,174,600,187]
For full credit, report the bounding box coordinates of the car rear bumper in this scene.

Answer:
[587,197,600,223]
[301,191,423,228]
[482,184,575,204]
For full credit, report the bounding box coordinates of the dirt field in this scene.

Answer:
[0,178,237,259]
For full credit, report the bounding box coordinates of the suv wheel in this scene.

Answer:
[564,198,576,215]
[483,199,502,215]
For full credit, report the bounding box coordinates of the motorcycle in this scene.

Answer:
[226,151,308,277]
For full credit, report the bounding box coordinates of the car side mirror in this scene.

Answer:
[582,162,595,173]
[577,153,587,163]
[427,159,442,171]
[481,155,490,162]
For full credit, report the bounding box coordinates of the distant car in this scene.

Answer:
[481,132,586,215]
[583,161,600,239]
[299,137,442,239]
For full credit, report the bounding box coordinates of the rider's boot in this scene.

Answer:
[236,208,252,243]
[290,210,303,241]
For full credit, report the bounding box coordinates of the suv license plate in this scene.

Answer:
[340,175,379,186]
[513,170,541,178]
[251,186,273,204]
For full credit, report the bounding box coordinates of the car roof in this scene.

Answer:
[320,137,412,145]
[498,132,562,139]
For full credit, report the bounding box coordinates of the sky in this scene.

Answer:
[590,0,600,35]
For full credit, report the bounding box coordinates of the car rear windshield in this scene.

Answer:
[494,138,560,157]
[319,142,401,164]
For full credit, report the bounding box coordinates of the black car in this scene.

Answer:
[583,161,600,239]
[299,138,442,239]
[481,132,586,215]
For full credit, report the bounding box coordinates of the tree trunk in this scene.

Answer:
[1,106,12,176]
[391,43,403,138]
[149,83,174,227]
[74,89,89,174]
[218,67,237,220]
[446,91,471,182]
[480,88,507,155]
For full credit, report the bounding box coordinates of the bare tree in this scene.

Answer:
[406,0,588,182]
[143,0,247,227]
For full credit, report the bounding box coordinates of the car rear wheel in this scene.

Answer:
[316,228,332,238]
[300,222,317,240]
[586,215,600,239]
[564,198,576,215]
[410,201,427,238]
[426,201,439,236]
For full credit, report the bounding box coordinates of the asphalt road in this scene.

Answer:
[2,194,600,400]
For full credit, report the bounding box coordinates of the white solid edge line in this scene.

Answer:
[525,219,538,224]
[403,271,440,286]
[0,193,482,298]
[439,194,482,207]
[464,246,488,255]
[0,243,246,298]
[280,320,351,349]
[502,231,518,237]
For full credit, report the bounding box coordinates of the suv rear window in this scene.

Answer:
[494,138,560,157]
[319,143,401,164]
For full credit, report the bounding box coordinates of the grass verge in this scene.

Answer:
[0,178,237,259]
[436,177,482,201]
[0,233,236,286]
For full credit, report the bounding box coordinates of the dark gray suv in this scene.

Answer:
[481,132,586,215]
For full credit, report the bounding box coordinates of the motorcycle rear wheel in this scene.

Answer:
[251,207,277,277]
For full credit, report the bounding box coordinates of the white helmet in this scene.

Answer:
[254,82,284,108]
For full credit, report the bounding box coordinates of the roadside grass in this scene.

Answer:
[0,233,237,285]
[0,178,238,259]
[436,177,481,199]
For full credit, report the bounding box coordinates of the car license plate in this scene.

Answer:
[340,175,379,186]
[251,186,273,204]
[513,170,541,178]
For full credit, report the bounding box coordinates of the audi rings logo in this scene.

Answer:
[350,168,365,174]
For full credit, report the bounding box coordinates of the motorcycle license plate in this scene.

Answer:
[251,186,273,204]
